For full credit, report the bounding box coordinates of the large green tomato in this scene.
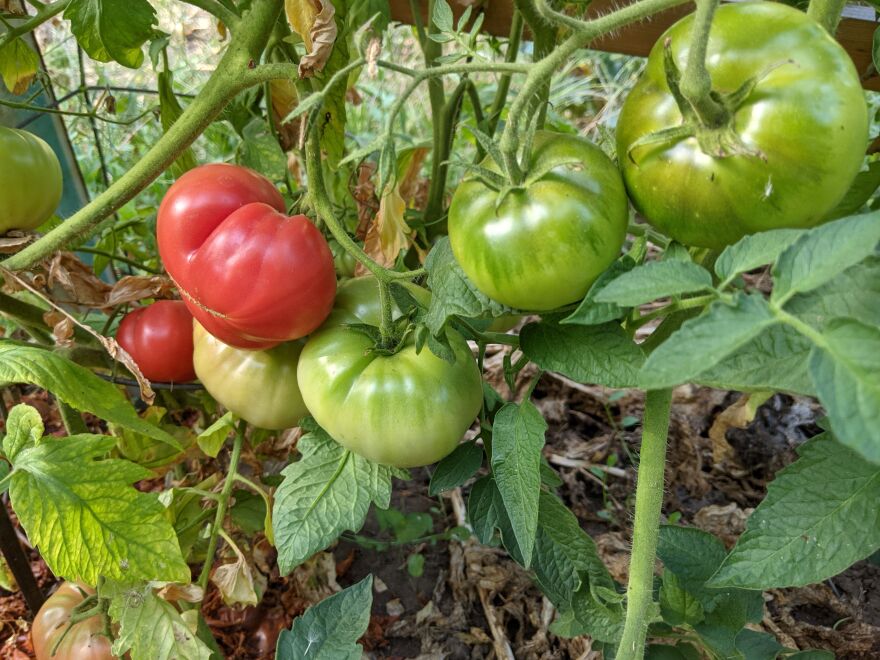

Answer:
[0,127,63,234]
[329,275,431,326]
[193,322,307,430]
[448,131,628,311]
[616,2,868,249]
[297,282,482,468]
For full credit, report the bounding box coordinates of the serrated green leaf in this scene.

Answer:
[772,212,880,304]
[734,630,786,660]
[660,571,704,626]
[563,255,637,326]
[107,582,213,660]
[9,434,189,584]
[197,412,235,458]
[491,401,546,566]
[694,323,815,396]
[468,475,503,543]
[157,69,196,177]
[2,404,43,461]
[521,321,645,388]
[809,319,880,463]
[425,238,510,335]
[272,429,397,573]
[711,432,880,589]
[428,441,483,495]
[715,228,806,283]
[594,260,713,307]
[237,118,287,181]
[432,0,454,31]
[65,0,157,68]
[0,342,180,449]
[639,294,777,389]
[786,255,880,330]
[276,575,372,660]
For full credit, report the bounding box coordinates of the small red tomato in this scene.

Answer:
[156,163,337,349]
[116,300,196,382]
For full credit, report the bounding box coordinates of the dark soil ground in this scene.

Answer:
[1,347,878,659]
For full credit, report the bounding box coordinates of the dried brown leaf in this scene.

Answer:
[285,0,338,78]
[212,551,265,608]
[270,78,301,152]
[42,311,74,348]
[0,0,26,15]
[709,392,772,465]
[0,232,33,254]
[47,252,111,306]
[366,37,381,78]
[358,183,411,275]
[104,275,175,308]
[156,582,204,603]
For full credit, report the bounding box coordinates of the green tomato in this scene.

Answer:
[193,322,307,430]
[448,130,628,311]
[616,2,868,249]
[0,127,63,234]
[298,281,482,468]
[328,275,431,326]
[329,240,357,279]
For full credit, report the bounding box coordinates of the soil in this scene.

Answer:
[1,352,878,659]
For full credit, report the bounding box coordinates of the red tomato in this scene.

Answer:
[116,300,196,382]
[156,163,336,349]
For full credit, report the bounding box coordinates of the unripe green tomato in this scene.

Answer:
[0,127,63,234]
[298,278,482,468]
[329,240,357,279]
[448,131,628,311]
[193,322,307,430]
[616,2,869,249]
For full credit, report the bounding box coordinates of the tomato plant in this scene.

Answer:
[115,300,196,383]
[31,583,113,660]
[156,163,337,349]
[0,127,63,234]
[616,2,868,249]
[192,321,307,430]
[448,131,628,310]
[0,0,877,658]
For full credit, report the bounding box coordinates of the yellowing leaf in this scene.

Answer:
[360,184,410,271]
[285,0,338,77]
[0,38,38,95]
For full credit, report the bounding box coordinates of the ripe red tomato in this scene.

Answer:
[31,582,114,660]
[116,300,196,382]
[156,163,336,349]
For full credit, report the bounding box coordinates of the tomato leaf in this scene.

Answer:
[520,321,645,389]
[428,441,483,496]
[826,159,880,220]
[693,323,814,396]
[714,228,805,284]
[236,118,287,182]
[157,69,197,177]
[196,411,235,458]
[710,431,880,589]
[733,629,786,660]
[64,0,157,68]
[272,428,404,574]
[772,211,880,304]
[276,575,373,660]
[490,401,546,567]
[638,293,777,390]
[5,406,189,584]
[0,342,181,449]
[593,260,713,307]
[562,255,637,326]
[0,37,38,95]
[808,319,880,463]
[660,571,704,626]
[105,581,213,660]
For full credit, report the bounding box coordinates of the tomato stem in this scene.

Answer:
[197,420,246,592]
[618,388,673,659]
[678,0,729,128]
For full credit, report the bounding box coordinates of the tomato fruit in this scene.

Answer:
[31,583,114,660]
[616,2,868,249]
[0,127,63,234]
[116,300,196,382]
[193,322,307,430]
[328,276,430,326]
[448,131,628,311]
[156,163,336,349]
[298,279,482,467]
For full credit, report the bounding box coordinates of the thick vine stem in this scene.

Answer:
[0,0,69,50]
[181,0,240,28]
[619,388,673,659]
[2,0,284,272]
[678,0,727,127]
[197,421,246,591]
[499,0,691,180]
[807,0,847,34]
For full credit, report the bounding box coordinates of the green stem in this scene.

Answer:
[424,77,468,231]
[678,0,727,127]
[2,0,284,272]
[499,0,690,181]
[377,279,395,346]
[303,129,424,283]
[422,0,448,227]
[632,293,717,328]
[486,9,524,138]
[807,0,847,34]
[76,247,160,274]
[619,388,673,659]
[0,0,69,50]
[197,421,246,591]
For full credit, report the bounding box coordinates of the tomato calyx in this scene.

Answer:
[49,591,108,655]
